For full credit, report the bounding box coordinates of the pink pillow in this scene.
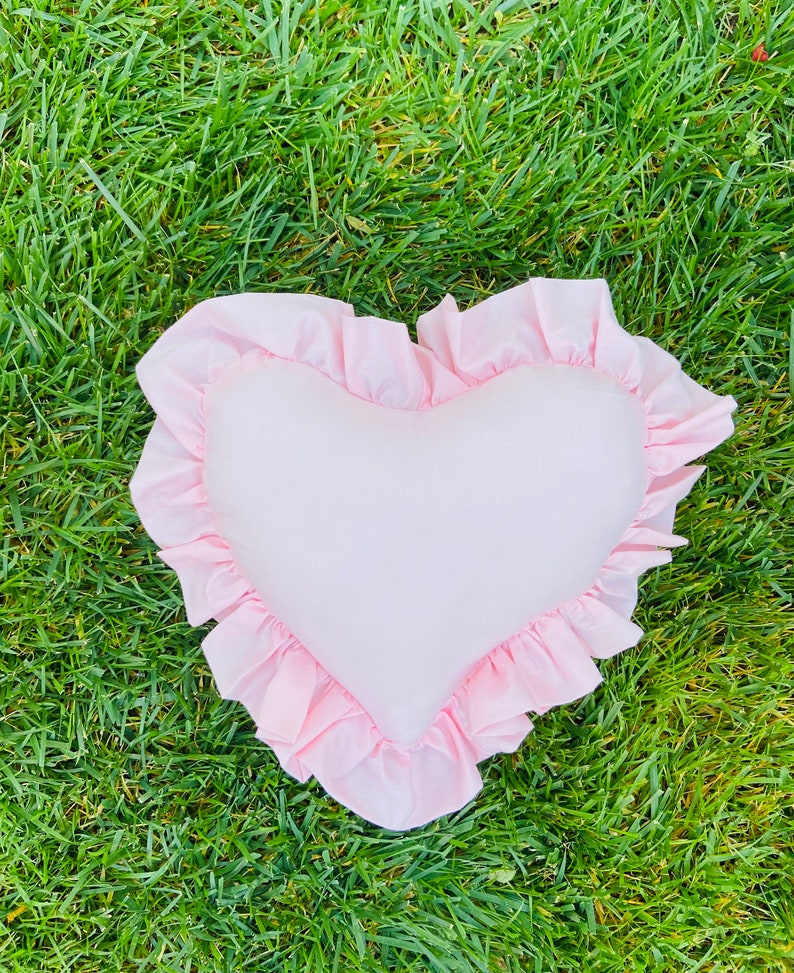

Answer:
[130,277,735,829]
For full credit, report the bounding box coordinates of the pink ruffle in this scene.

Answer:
[130,278,736,830]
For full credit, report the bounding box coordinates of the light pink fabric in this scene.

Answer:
[129,278,736,829]
[203,357,649,747]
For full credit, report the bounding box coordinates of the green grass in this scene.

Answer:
[1,0,793,970]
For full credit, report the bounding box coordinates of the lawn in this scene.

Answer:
[1,0,792,970]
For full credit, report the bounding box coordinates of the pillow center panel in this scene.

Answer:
[202,354,647,746]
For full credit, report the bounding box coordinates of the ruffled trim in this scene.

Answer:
[130,278,736,830]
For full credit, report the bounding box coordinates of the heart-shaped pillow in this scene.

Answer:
[130,278,735,829]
